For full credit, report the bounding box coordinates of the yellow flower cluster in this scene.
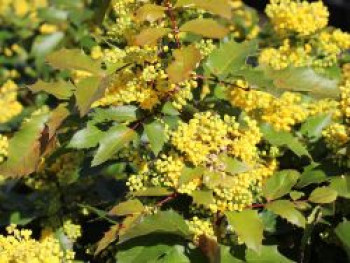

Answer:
[339,81,350,120]
[63,220,82,241]
[154,153,184,188]
[0,0,47,17]
[0,135,8,164]
[323,123,349,150]
[0,224,74,263]
[0,80,23,123]
[187,217,216,244]
[266,0,328,36]
[195,39,216,57]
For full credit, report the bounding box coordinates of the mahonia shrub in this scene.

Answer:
[1,0,350,262]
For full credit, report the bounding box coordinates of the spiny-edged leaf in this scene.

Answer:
[179,166,204,185]
[300,113,332,139]
[218,154,250,175]
[135,4,166,22]
[69,124,104,149]
[116,243,190,263]
[266,200,306,228]
[118,210,191,243]
[74,76,107,116]
[246,245,295,263]
[296,164,328,188]
[191,190,214,206]
[225,210,263,252]
[46,48,101,74]
[95,225,119,255]
[108,199,144,216]
[233,67,274,89]
[175,0,232,19]
[167,45,201,83]
[92,105,138,123]
[335,221,350,258]
[180,18,229,39]
[261,124,310,158]
[329,176,350,199]
[263,170,300,200]
[265,67,340,99]
[92,125,137,166]
[206,40,257,80]
[134,27,171,46]
[29,79,74,100]
[0,113,49,177]
[133,187,173,197]
[220,245,243,263]
[309,187,337,204]
[144,120,167,155]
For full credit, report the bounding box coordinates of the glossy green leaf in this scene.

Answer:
[300,113,332,139]
[309,187,337,204]
[266,200,306,228]
[92,125,137,166]
[263,170,300,200]
[108,199,144,216]
[226,210,263,252]
[133,187,173,197]
[246,245,295,263]
[329,176,350,199]
[220,245,243,263]
[335,221,350,259]
[179,166,204,185]
[175,0,232,19]
[218,154,250,175]
[296,164,328,188]
[145,120,167,156]
[69,125,104,149]
[92,105,138,123]
[180,18,229,39]
[191,190,214,206]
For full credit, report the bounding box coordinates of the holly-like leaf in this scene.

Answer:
[309,187,337,204]
[69,124,104,149]
[135,4,166,22]
[92,125,137,166]
[218,154,250,175]
[261,124,310,158]
[265,67,340,99]
[179,166,204,185]
[167,45,201,83]
[175,0,232,19]
[29,79,74,100]
[91,105,138,123]
[335,221,350,259]
[179,18,229,39]
[46,48,101,74]
[95,225,119,255]
[144,120,167,156]
[300,113,332,140]
[233,67,274,89]
[134,28,171,46]
[118,210,191,243]
[245,245,295,263]
[108,199,144,216]
[225,210,263,252]
[206,40,257,80]
[266,200,306,228]
[133,187,173,197]
[191,190,214,206]
[263,170,300,201]
[329,176,350,199]
[296,164,327,188]
[0,113,49,177]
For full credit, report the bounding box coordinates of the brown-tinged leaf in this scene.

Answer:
[95,225,119,255]
[134,28,171,46]
[167,45,201,83]
[108,199,144,216]
[135,4,166,22]
[29,79,74,100]
[180,18,229,39]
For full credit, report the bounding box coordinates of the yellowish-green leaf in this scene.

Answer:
[108,199,144,216]
[133,187,173,197]
[144,120,167,156]
[175,0,232,19]
[135,4,166,22]
[180,18,229,39]
[218,154,250,175]
[69,125,104,149]
[191,190,214,206]
[225,210,263,252]
[167,45,201,83]
[309,187,337,204]
[329,176,350,199]
[29,79,74,100]
[266,200,306,228]
[246,245,295,263]
[179,166,204,185]
[95,225,119,255]
[134,27,171,46]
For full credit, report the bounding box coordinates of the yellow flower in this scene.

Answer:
[0,80,23,124]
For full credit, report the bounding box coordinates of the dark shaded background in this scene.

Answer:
[243,0,350,32]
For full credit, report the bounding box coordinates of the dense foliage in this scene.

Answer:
[1,0,350,262]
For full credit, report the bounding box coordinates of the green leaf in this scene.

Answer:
[135,4,166,22]
[179,166,204,185]
[175,0,232,19]
[335,221,350,259]
[46,48,101,74]
[92,125,137,166]
[167,45,201,83]
[300,113,332,139]
[206,40,257,80]
[296,164,327,188]
[92,105,138,123]
[191,190,214,206]
[265,67,340,99]
[233,67,274,89]
[69,124,104,149]
[29,79,74,100]
[133,187,173,197]
[266,200,306,228]
[262,170,300,201]
[289,191,304,201]
[220,245,243,263]
[144,120,167,155]
[329,176,350,199]
[162,102,180,116]
[180,18,229,39]
[31,32,64,57]
[108,199,144,216]
[218,154,250,175]
[225,210,263,252]
[119,210,191,243]
[0,113,49,178]
[246,245,295,263]
[308,187,337,204]
[261,124,310,158]
[134,28,171,46]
